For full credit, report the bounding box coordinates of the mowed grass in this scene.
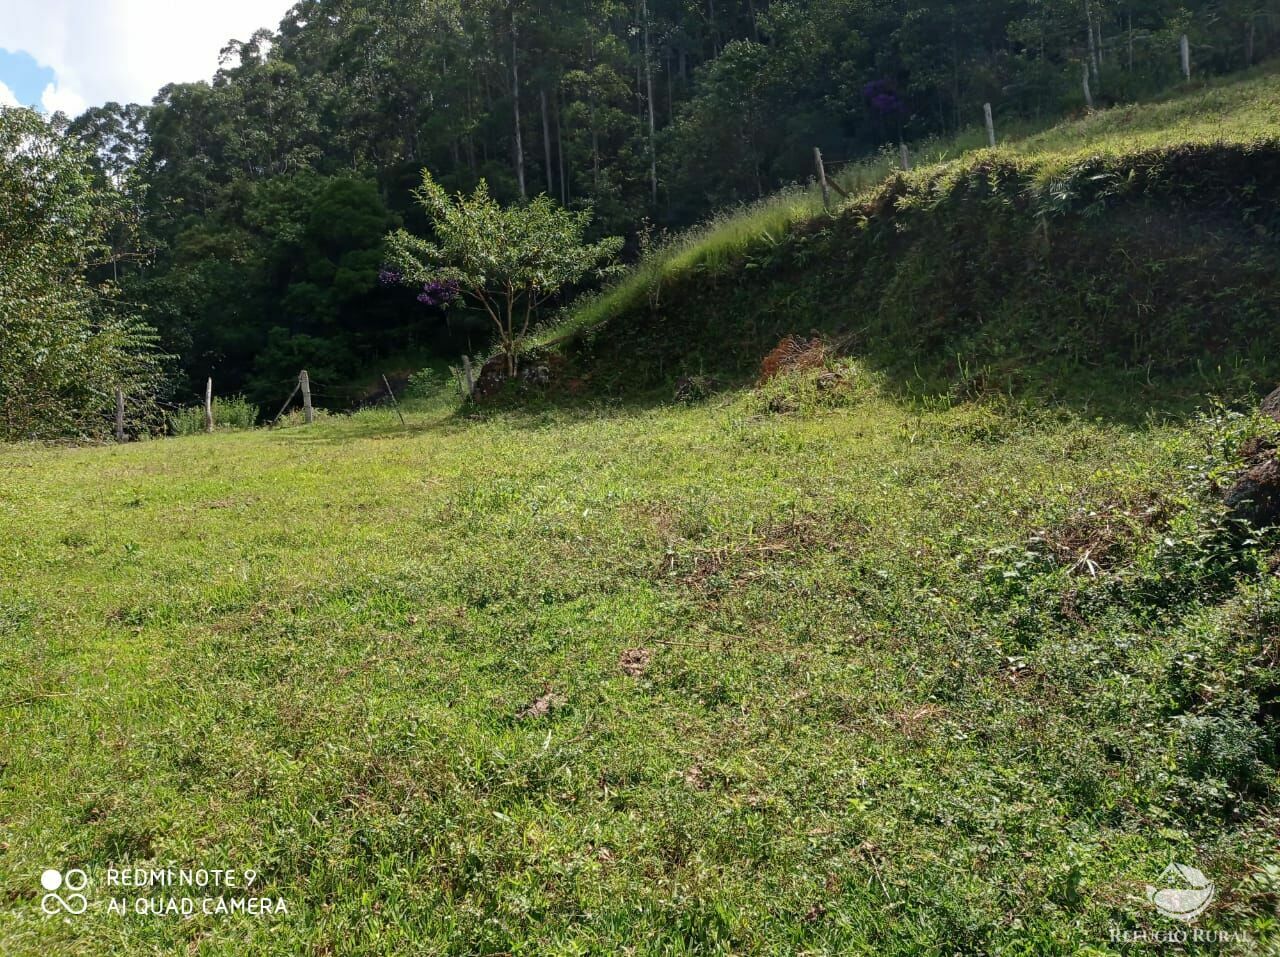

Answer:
[2,369,1279,955]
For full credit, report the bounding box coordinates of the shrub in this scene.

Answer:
[405,368,441,399]
[168,396,259,435]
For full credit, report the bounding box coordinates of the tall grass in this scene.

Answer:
[533,127,1034,347]
[168,395,260,435]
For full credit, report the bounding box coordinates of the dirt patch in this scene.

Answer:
[1262,384,1280,422]
[516,690,564,720]
[619,648,651,678]
[682,764,710,790]
[1225,455,1280,529]
[1240,435,1276,464]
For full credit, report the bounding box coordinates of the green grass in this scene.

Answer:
[2,367,1279,954]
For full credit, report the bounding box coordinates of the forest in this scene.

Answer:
[3,0,1279,435]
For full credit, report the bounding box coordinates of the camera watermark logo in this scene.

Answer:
[40,868,89,916]
[1146,863,1215,923]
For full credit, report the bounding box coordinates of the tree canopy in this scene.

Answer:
[388,171,623,374]
[0,107,161,440]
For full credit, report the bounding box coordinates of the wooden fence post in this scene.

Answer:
[1180,34,1191,79]
[204,377,214,433]
[382,374,406,427]
[299,370,313,424]
[115,387,125,442]
[462,356,476,399]
[900,143,911,172]
[813,147,830,210]
[984,103,996,147]
[1082,63,1095,111]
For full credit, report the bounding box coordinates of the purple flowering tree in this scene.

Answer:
[386,170,623,377]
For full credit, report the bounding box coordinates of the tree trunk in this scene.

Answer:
[1128,12,1134,72]
[540,87,554,196]
[511,14,527,199]
[642,0,658,206]
[555,88,568,203]
[1085,0,1101,82]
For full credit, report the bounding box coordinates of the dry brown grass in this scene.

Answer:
[759,336,827,383]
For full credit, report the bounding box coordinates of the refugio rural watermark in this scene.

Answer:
[1105,861,1252,947]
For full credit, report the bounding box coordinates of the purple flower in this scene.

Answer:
[417,279,460,307]
[863,79,902,116]
[378,268,403,286]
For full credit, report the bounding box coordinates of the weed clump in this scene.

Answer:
[168,396,259,435]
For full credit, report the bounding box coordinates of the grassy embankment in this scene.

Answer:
[3,68,1280,955]
[545,65,1280,411]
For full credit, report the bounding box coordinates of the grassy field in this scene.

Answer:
[2,368,1279,954]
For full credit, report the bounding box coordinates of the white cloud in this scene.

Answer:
[0,80,18,107]
[40,81,85,116]
[0,0,296,111]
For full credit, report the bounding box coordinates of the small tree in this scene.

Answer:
[386,171,622,376]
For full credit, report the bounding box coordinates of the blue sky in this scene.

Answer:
[0,49,56,108]
[0,0,295,115]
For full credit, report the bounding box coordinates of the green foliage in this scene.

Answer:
[405,367,441,399]
[387,170,622,374]
[74,0,1279,410]
[0,107,161,441]
[167,396,260,435]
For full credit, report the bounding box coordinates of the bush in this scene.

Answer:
[405,368,440,399]
[168,396,259,435]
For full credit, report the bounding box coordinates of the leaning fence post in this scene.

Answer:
[462,356,476,399]
[382,374,406,427]
[299,370,313,424]
[984,103,996,147]
[115,387,125,442]
[813,147,831,210]
[1180,34,1191,79]
[204,377,214,433]
[270,378,301,429]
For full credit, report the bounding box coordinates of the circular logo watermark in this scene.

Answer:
[1146,863,1216,923]
[40,868,89,916]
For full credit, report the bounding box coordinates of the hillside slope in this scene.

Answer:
[548,67,1280,412]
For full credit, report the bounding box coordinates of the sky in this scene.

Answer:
[0,0,296,115]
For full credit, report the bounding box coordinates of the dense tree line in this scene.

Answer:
[24,0,1280,413]
[0,108,161,441]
